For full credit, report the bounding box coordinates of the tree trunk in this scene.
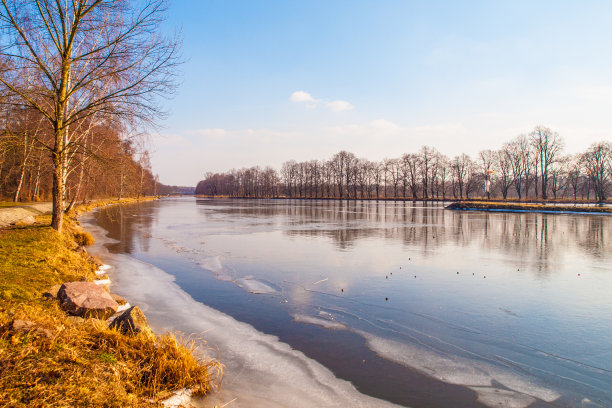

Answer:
[13,163,26,202]
[51,151,65,232]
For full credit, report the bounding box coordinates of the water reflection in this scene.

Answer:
[95,201,157,254]
[97,199,612,274]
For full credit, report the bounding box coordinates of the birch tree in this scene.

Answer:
[0,0,180,232]
[529,126,564,199]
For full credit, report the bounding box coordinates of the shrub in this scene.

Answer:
[74,230,94,246]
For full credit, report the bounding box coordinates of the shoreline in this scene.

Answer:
[446,201,612,214]
[194,194,612,206]
[0,196,217,407]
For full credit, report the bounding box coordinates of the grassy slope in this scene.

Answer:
[0,200,220,407]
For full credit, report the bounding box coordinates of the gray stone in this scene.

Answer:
[58,281,119,319]
[109,306,150,335]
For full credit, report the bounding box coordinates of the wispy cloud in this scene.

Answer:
[290,91,319,103]
[325,100,354,112]
[290,91,354,112]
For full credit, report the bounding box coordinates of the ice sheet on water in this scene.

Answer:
[116,302,131,313]
[292,313,347,330]
[198,256,234,281]
[80,214,398,408]
[360,331,560,408]
[199,256,223,273]
[236,276,277,294]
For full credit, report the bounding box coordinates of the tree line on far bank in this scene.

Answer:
[196,126,612,202]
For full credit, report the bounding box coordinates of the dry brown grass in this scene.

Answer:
[0,198,221,407]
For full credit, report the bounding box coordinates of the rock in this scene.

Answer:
[10,319,35,332]
[58,281,119,319]
[21,215,36,224]
[110,293,127,305]
[109,306,150,335]
[12,215,36,226]
[9,319,55,339]
[42,284,62,299]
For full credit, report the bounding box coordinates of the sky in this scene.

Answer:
[152,0,612,186]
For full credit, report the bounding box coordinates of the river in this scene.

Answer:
[81,197,612,408]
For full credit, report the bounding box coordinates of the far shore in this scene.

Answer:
[445,200,612,214]
[193,194,612,207]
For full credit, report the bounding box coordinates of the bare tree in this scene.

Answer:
[437,154,449,200]
[566,154,583,200]
[452,154,471,199]
[495,149,513,199]
[0,0,180,232]
[582,142,612,202]
[479,149,495,199]
[401,153,420,199]
[420,146,435,199]
[505,136,529,199]
[529,126,564,199]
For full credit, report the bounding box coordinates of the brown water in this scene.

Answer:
[85,197,612,408]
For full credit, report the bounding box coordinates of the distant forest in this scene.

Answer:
[196,126,612,202]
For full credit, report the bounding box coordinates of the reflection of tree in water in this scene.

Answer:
[94,201,157,254]
[247,200,611,272]
[112,198,611,274]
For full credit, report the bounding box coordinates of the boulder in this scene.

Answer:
[58,281,119,319]
[42,284,62,299]
[9,319,55,339]
[12,215,36,226]
[109,306,150,335]
[10,319,35,332]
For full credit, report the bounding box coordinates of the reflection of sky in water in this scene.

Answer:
[95,197,612,408]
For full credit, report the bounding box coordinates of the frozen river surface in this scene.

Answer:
[84,197,612,408]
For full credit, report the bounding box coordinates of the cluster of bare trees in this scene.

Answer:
[0,105,159,205]
[0,0,179,231]
[196,167,280,198]
[197,126,612,202]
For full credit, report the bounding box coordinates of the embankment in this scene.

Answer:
[446,201,612,214]
[0,198,219,407]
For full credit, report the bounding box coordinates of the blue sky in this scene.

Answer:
[153,1,612,185]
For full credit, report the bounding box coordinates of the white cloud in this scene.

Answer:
[290,91,318,103]
[290,91,354,112]
[325,100,354,112]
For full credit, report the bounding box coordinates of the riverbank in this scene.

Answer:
[0,198,219,407]
[446,201,612,214]
[195,194,611,206]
